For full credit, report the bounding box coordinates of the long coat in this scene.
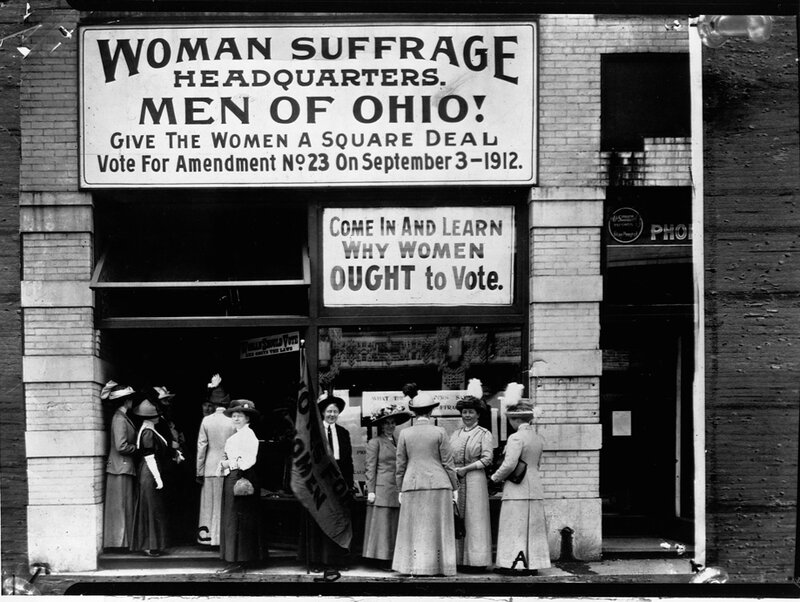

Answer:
[365,434,399,507]
[392,419,458,576]
[493,424,545,500]
[395,421,458,492]
[106,409,138,476]
[196,409,236,477]
[491,423,550,571]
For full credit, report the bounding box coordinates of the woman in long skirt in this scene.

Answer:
[489,399,551,574]
[218,399,265,573]
[392,387,459,576]
[130,399,170,556]
[101,382,139,551]
[449,387,494,570]
[362,404,412,567]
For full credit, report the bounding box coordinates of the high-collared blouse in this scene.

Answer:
[450,425,494,471]
[222,424,259,471]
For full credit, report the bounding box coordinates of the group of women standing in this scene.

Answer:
[102,377,264,573]
[361,382,551,577]
[102,381,181,557]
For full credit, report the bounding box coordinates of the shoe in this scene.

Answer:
[143,550,162,557]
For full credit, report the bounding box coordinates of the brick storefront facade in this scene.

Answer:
[0,6,797,584]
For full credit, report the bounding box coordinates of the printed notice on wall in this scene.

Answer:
[79,23,536,188]
[322,206,515,306]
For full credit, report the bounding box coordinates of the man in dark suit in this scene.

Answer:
[319,395,354,491]
[297,394,355,571]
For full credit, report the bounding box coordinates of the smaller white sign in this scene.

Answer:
[239,331,300,359]
[612,410,632,437]
[362,389,464,420]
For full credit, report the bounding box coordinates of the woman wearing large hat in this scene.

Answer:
[392,384,459,576]
[196,374,236,548]
[449,378,495,571]
[218,399,265,572]
[130,397,171,557]
[489,384,551,575]
[101,381,140,551]
[362,403,412,567]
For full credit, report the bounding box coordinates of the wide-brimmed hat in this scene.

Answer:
[505,400,535,418]
[408,391,439,411]
[369,403,412,426]
[318,393,346,414]
[100,380,137,403]
[153,386,175,401]
[132,399,159,418]
[224,399,260,418]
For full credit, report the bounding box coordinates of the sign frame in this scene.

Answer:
[78,20,538,189]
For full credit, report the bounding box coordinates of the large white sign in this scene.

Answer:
[322,206,515,306]
[79,23,536,188]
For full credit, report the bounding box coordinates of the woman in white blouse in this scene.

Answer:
[217,399,264,573]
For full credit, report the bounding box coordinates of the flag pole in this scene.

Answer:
[301,343,311,575]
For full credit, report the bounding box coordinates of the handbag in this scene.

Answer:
[508,459,528,485]
[233,476,254,496]
[453,502,466,539]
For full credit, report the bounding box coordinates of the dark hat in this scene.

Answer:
[224,398,260,418]
[369,403,413,426]
[132,399,159,418]
[207,374,230,407]
[408,391,438,411]
[456,395,487,413]
[318,393,346,414]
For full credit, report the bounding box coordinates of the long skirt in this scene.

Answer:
[297,510,350,568]
[392,489,456,576]
[362,505,399,560]
[103,473,135,549]
[455,470,492,567]
[130,463,169,552]
[219,469,264,563]
[197,476,224,546]
[495,499,551,570]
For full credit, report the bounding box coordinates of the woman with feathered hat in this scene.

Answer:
[489,383,551,575]
[392,384,459,576]
[362,402,412,567]
[449,378,495,571]
[101,381,141,551]
[196,374,235,548]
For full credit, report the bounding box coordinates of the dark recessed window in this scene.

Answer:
[601,53,690,151]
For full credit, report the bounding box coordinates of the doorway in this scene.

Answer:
[599,312,694,546]
[103,326,304,546]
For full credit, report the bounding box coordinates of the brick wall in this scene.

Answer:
[703,16,799,581]
[538,14,687,188]
[22,234,92,280]
[18,3,79,191]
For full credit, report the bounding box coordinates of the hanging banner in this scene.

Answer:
[322,206,515,306]
[79,22,536,188]
[239,331,300,359]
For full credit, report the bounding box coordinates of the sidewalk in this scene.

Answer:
[36,556,696,595]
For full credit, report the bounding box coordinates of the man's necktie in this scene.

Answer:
[327,425,334,451]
